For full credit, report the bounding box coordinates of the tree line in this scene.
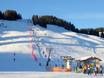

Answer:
[32,15,104,38]
[79,28,104,38]
[0,10,22,20]
[0,10,104,38]
[32,15,77,32]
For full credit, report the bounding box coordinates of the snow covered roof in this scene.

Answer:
[61,56,75,60]
[76,56,102,61]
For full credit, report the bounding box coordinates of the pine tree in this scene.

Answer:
[0,11,3,19]
[101,32,104,38]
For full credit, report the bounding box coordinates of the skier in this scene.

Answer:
[93,65,97,76]
[13,52,16,62]
[13,58,16,62]
[99,65,103,76]
[87,66,90,75]
[14,52,16,56]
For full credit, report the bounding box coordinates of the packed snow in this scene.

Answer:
[0,20,104,77]
[0,72,104,78]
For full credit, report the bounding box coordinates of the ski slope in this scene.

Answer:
[0,20,104,71]
[0,72,104,78]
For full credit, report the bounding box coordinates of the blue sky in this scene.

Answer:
[0,0,104,28]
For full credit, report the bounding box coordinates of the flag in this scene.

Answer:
[32,49,38,61]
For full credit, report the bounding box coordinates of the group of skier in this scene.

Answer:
[82,64,103,76]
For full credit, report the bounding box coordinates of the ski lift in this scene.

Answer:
[46,58,51,67]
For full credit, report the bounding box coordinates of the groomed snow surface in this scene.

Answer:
[0,20,104,77]
[0,72,104,78]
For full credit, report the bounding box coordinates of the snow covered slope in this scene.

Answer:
[0,20,104,71]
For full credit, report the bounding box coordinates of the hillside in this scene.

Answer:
[0,20,104,71]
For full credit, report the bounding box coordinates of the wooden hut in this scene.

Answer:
[77,56,102,64]
[76,56,102,73]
